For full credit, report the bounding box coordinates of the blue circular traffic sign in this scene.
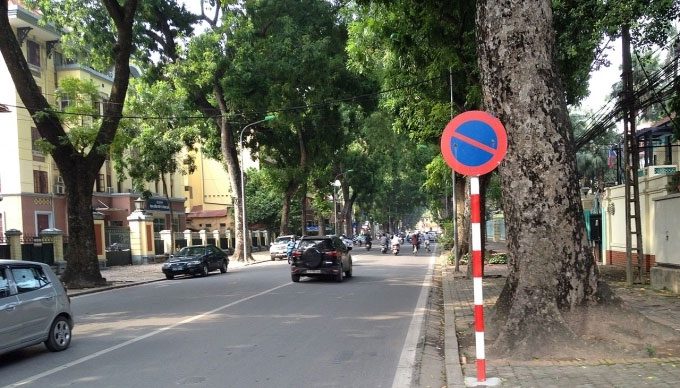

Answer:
[440,111,507,176]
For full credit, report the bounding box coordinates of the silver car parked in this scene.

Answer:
[0,260,74,355]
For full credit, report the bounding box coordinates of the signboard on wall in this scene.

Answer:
[147,198,170,211]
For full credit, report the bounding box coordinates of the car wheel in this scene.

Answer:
[220,260,228,273]
[336,264,344,283]
[201,263,209,276]
[345,258,352,278]
[291,273,300,282]
[45,316,72,352]
[271,255,275,261]
[165,273,174,280]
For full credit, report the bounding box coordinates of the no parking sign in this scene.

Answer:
[440,111,507,176]
[441,110,506,386]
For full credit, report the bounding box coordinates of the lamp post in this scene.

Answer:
[331,169,353,235]
[239,115,275,259]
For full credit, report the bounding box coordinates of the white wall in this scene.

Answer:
[654,193,680,266]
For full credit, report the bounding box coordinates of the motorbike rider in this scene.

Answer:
[411,232,420,254]
[391,233,401,248]
[286,237,296,264]
[365,233,372,248]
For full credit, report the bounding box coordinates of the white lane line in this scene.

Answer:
[391,255,435,388]
[3,282,292,388]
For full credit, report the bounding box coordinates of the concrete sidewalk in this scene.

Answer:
[67,250,273,296]
[442,260,680,387]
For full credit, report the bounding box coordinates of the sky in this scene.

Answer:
[581,39,623,111]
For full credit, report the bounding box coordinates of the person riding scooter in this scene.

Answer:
[379,234,388,254]
[391,234,401,255]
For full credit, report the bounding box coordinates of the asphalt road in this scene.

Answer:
[0,247,436,388]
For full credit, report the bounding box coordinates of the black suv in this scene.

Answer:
[290,235,353,282]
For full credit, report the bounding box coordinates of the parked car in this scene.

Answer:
[161,244,229,280]
[269,235,296,261]
[290,235,353,283]
[0,260,74,356]
[353,235,367,246]
[338,234,354,249]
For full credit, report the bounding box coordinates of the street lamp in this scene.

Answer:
[331,169,353,235]
[240,115,275,258]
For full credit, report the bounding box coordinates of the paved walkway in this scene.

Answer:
[442,257,680,387]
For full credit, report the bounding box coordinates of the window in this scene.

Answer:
[36,213,51,234]
[59,95,70,111]
[27,40,40,68]
[96,174,104,192]
[0,268,11,298]
[31,127,43,155]
[33,170,48,194]
[10,266,50,293]
[153,218,165,233]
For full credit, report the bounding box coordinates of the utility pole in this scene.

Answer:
[621,26,645,285]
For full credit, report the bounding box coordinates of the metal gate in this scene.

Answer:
[105,226,132,266]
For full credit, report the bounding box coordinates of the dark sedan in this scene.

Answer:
[161,245,229,280]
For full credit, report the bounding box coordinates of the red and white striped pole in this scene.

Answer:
[470,176,486,382]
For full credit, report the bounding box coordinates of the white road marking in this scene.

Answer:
[391,254,435,388]
[3,282,292,388]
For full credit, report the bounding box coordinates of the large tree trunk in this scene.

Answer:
[476,0,600,356]
[280,182,297,235]
[0,0,137,288]
[219,113,250,262]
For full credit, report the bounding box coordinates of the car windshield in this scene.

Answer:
[274,237,292,244]
[177,247,206,256]
[298,239,333,251]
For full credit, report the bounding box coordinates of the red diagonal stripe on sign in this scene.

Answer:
[452,131,497,154]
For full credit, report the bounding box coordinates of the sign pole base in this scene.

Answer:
[464,377,502,387]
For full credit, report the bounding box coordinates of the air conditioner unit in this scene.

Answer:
[54,184,65,195]
[106,187,114,194]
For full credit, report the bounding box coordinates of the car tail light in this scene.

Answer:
[325,251,338,258]
[293,250,302,257]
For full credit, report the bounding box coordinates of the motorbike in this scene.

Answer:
[424,239,431,252]
[380,244,388,254]
[366,241,372,251]
[392,243,400,255]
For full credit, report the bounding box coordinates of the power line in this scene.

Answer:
[1,75,447,122]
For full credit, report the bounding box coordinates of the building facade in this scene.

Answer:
[0,2,187,241]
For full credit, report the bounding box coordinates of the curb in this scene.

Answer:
[442,265,466,388]
[67,258,272,297]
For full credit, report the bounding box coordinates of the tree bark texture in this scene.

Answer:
[476,0,599,356]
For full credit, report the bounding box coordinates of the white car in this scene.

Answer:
[0,260,74,355]
[269,235,296,260]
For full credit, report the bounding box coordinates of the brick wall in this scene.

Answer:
[606,250,655,270]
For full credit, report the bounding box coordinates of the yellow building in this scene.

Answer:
[184,147,236,233]
[0,2,187,241]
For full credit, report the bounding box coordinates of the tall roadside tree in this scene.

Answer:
[0,0,140,287]
[0,0,193,287]
[476,0,609,356]
[112,79,198,253]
